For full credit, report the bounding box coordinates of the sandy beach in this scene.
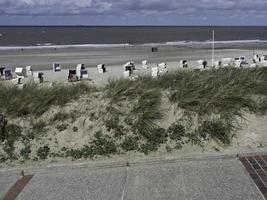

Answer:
[1,44,267,85]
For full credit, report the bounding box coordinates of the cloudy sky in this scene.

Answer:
[0,0,266,25]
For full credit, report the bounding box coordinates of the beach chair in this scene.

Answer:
[151,67,159,78]
[98,64,106,74]
[33,72,44,84]
[80,70,89,80]
[215,61,222,68]
[253,55,261,63]
[151,47,158,52]
[3,69,13,80]
[260,55,267,67]
[124,70,130,78]
[234,57,248,68]
[123,61,135,71]
[53,63,61,72]
[196,60,208,69]
[26,66,33,76]
[68,70,78,82]
[15,67,26,84]
[142,60,148,69]
[158,63,168,75]
[180,60,188,68]
[76,64,85,79]
[15,67,25,77]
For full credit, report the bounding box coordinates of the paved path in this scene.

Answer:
[240,155,267,199]
[0,156,264,200]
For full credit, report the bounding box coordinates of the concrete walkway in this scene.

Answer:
[0,156,264,200]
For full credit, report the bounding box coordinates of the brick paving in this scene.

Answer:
[3,175,34,200]
[240,155,267,199]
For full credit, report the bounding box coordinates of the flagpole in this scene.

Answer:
[212,29,215,67]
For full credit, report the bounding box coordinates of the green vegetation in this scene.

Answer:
[0,83,96,117]
[55,124,68,132]
[168,122,186,141]
[121,136,139,151]
[20,145,31,160]
[2,124,22,159]
[0,68,266,163]
[51,111,77,123]
[37,145,50,160]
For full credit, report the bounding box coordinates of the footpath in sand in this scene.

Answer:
[1,152,267,200]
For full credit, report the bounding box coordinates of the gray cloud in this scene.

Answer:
[0,0,267,25]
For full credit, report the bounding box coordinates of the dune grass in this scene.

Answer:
[0,82,97,117]
[0,67,266,162]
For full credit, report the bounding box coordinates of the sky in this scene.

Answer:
[0,0,267,25]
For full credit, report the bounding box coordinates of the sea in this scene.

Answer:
[0,26,267,49]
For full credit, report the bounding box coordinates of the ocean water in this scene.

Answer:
[0,26,267,48]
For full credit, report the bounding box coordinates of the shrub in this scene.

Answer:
[64,145,94,159]
[65,149,83,159]
[37,145,50,160]
[73,126,78,132]
[3,144,16,160]
[56,124,68,132]
[0,114,7,142]
[4,124,22,144]
[121,136,139,151]
[104,113,125,138]
[165,145,172,153]
[2,124,22,160]
[91,131,117,156]
[168,122,186,141]
[20,145,31,160]
[52,112,76,123]
[0,154,8,163]
[195,119,233,145]
[146,128,167,144]
[139,142,159,155]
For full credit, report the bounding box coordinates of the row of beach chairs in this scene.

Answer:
[1,54,266,84]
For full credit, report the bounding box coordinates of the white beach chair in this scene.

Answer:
[76,64,85,79]
[234,57,248,68]
[15,68,25,84]
[157,63,168,75]
[123,61,135,71]
[260,55,267,67]
[25,66,33,76]
[33,72,44,84]
[151,67,159,78]
[158,63,166,68]
[124,70,130,78]
[253,55,261,63]
[180,60,188,68]
[15,67,25,77]
[196,60,208,70]
[215,61,222,68]
[53,63,61,72]
[98,64,106,74]
[142,60,148,69]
